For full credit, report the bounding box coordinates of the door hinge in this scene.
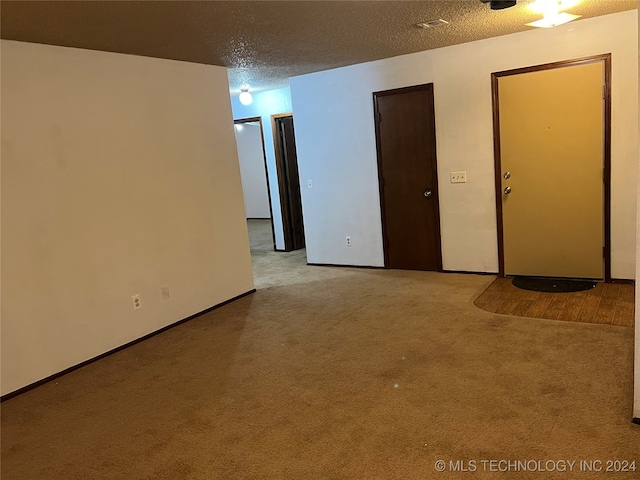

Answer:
[377,111,382,123]
[603,246,606,257]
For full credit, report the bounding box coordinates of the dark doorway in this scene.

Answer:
[373,84,442,271]
[272,114,305,251]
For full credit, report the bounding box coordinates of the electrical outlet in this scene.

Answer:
[132,294,141,310]
[161,287,170,300]
[346,236,352,246]
[450,171,467,183]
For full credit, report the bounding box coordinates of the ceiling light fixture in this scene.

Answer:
[526,11,581,28]
[526,0,581,28]
[239,86,253,106]
[480,0,517,10]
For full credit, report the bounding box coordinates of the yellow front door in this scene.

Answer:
[497,61,604,279]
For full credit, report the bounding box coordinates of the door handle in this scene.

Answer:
[424,189,432,198]
[504,186,511,195]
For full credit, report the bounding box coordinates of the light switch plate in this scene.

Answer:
[450,171,467,183]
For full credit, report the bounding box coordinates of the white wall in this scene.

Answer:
[1,41,254,395]
[236,123,271,218]
[231,87,292,250]
[291,11,638,277]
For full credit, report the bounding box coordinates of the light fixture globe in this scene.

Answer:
[239,87,253,106]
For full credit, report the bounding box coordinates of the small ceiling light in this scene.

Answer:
[480,0,517,10]
[526,0,581,28]
[239,87,253,106]
[526,11,580,28]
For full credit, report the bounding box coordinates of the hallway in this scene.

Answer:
[247,219,356,290]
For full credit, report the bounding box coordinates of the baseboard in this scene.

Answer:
[611,278,635,285]
[304,267,626,281]
[632,418,640,426]
[442,269,497,276]
[306,262,385,269]
[306,265,498,274]
[0,289,256,402]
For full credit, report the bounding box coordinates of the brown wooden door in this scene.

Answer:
[373,84,442,271]
[273,115,305,251]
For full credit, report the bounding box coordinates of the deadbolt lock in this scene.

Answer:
[503,171,511,179]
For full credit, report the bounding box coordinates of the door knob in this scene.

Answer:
[504,186,511,195]
[503,171,511,179]
[424,189,432,198]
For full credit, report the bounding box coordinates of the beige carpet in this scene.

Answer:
[248,219,357,290]
[2,230,638,479]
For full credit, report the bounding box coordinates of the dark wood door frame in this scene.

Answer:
[271,113,305,252]
[234,116,276,250]
[491,54,612,281]
[373,83,443,271]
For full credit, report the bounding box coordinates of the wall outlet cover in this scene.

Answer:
[132,294,141,310]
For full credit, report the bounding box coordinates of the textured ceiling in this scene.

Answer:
[1,1,636,93]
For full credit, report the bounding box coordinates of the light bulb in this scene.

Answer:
[239,89,253,106]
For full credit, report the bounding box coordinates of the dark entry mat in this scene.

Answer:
[512,277,597,293]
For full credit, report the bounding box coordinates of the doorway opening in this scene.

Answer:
[272,114,305,252]
[491,54,612,282]
[234,117,276,251]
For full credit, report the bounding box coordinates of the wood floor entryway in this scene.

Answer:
[475,277,634,327]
